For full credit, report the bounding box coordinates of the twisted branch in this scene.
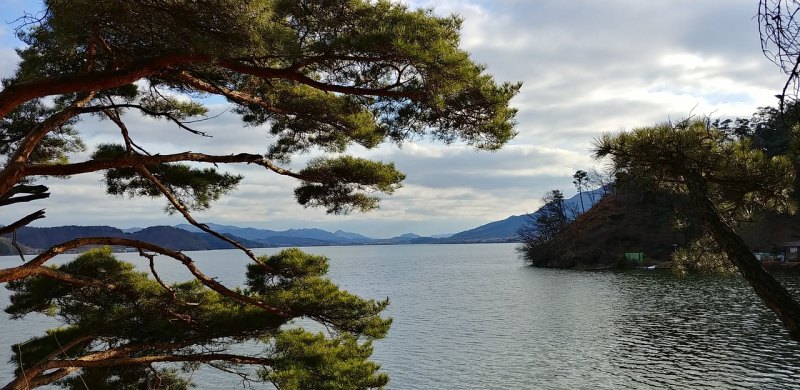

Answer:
[0,237,289,317]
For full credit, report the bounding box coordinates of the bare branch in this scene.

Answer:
[30,266,121,290]
[0,54,206,118]
[45,353,274,369]
[6,338,273,390]
[759,0,800,102]
[104,103,210,137]
[134,164,266,266]
[0,209,46,235]
[0,94,96,198]
[175,71,293,115]
[218,60,423,99]
[0,185,49,206]
[138,249,199,307]
[24,151,308,180]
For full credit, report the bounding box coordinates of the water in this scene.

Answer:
[2,243,800,389]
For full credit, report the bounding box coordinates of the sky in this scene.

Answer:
[0,0,790,238]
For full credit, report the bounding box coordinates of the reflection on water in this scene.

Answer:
[1,244,799,389]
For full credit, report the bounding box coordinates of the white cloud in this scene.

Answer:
[2,0,795,237]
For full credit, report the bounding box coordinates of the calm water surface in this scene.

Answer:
[2,243,800,389]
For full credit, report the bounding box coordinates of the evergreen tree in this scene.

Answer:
[517,190,569,267]
[594,118,800,341]
[0,1,519,388]
[572,170,588,213]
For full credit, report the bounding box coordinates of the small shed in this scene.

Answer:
[624,252,644,263]
[783,242,800,262]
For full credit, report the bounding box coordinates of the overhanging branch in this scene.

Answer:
[0,185,50,206]
[0,54,206,118]
[0,237,290,318]
[45,353,275,369]
[0,209,46,236]
[218,59,424,99]
[24,151,309,180]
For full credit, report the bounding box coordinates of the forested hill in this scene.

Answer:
[523,187,800,269]
[522,188,687,268]
[0,191,608,253]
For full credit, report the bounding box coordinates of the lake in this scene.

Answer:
[2,243,800,389]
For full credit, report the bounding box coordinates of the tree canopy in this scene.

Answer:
[517,189,569,267]
[0,1,519,388]
[594,118,800,341]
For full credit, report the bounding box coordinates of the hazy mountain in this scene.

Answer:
[446,214,529,242]
[174,190,606,246]
[0,237,34,256]
[272,228,369,243]
[443,189,607,243]
[3,225,127,249]
[369,233,423,244]
[334,230,372,241]
[128,226,265,250]
[254,236,340,247]
[175,224,374,244]
[2,189,608,253]
[174,223,279,241]
[2,225,264,252]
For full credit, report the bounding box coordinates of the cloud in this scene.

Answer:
[3,1,794,237]
[0,48,19,79]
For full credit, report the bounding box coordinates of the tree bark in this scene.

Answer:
[0,54,203,118]
[686,173,800,341]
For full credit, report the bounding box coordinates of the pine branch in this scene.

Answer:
[24,152,308,180]
[0,237,290,317]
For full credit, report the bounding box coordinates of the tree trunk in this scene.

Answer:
[686,174,800,341]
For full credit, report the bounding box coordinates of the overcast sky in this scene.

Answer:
[0,0,790,238]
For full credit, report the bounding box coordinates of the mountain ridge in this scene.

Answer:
[2,191,602,253]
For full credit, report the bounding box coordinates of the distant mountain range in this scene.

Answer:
[0,225,265,255]
[1,191,602,254]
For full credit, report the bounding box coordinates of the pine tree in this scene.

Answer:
[0,1,519,388]
[517,190,569,267]
[594,118,800,341]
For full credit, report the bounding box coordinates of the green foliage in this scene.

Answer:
[247,248,391,338]
[2,0,519,387]
[4,0,518,216]
[518,190,570,267]
[594,119,796,224]
[15,0,518,156]
[294,157,405,214]
[572,170,588,213]
[672,234,736,276]
[3,0,518,217]
[595,119,796,274]
[7,247,390,388]
[0,100,85,165]
[264,329,388,390]
[138,92,208,120]
[237,85,390,162]
[740,101,800,204]
[92,144,242,212]
[750,103,799,157]
[58,367,191,390]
